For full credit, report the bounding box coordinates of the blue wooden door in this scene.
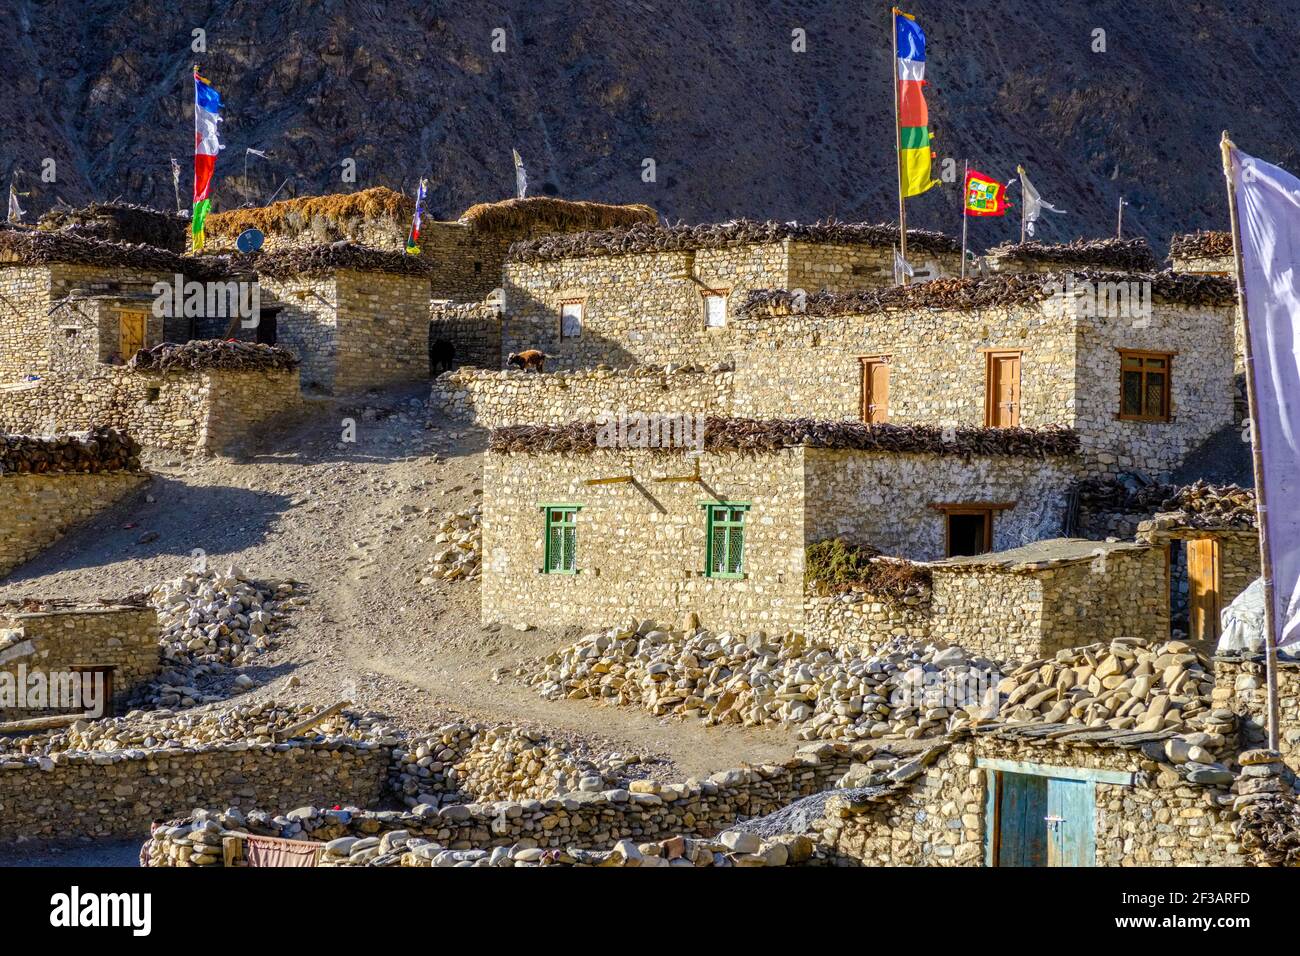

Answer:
[996,772,1048,866]
[1046,777,1095,867]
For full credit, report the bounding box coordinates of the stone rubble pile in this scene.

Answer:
[324,829,812,867]
[0,700,373,758]
[134,565,299,708]
[389,722,627,808]
[521,623,1002,741]
[423,506,481,582]
[995,637,1220,733]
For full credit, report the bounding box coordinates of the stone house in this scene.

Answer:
[0,601,160,719]
[481,419,1078,633]
[500,220,963,368]
[731,270,1238,479]
[1168,231,1234,277]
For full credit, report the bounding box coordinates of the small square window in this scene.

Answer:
[543,505,580,573]
[704,502,747,578]
[1118,350,1172,422]
[145,387,160,403]
[559,300,584,339]
[703,292,728,328]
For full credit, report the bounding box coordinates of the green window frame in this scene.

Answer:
[703,502,749,579]
[541,504,580,574]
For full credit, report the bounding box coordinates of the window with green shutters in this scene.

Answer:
[542,505,579,573]
[704,503,748,578]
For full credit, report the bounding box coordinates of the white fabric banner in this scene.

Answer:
[1017,165,1065,238]
[512,148,527,199]
[1231,144,1300,646]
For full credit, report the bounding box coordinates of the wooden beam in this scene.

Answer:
[0,713,86,734]
[974,757,1134,787]
[272,700,351,742]
[582,475,634,486]
[654,460,701,483]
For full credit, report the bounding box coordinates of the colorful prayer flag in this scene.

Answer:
[895,9,938,198]
[964,168,1012,217]
[406,179,427,255]
[192,70,223,252]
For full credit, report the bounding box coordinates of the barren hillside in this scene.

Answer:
[3,0,1298,252]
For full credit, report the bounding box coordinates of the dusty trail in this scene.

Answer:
[0,384,797,779]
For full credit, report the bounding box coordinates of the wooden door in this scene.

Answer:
[860,358,890,423]
[118,311,147,360]
[995,772,1048,866]
[1187,537,1222,645]
[986,352,1021,427]
[1046,778,1095,867]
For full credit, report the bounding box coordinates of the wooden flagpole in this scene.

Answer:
[1117,196,1125,238]
[1220,130,1282,751]
[1019,166,1027,244]
[960,159,968,278]
[892,7,909,286]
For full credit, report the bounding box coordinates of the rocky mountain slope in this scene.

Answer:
[3,0,1298,252]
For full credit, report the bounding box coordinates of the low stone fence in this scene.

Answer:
[803,590,931,649]
[0,603,159,718]
[145,742,863,865]
[1213,656,1300,774]
[432,364,733,428]
[0,736,390,841]
[0,366,302,456]
[0,471,147,577]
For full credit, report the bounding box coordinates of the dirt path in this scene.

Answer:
[0,385,797,778]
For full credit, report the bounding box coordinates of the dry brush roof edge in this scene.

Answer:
[506,219,962,263]
[986,237,1158,271]
[489,418,1080,457]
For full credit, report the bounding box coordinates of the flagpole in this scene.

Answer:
[960,159,968,279]
[1220,130,1281,751]
[891,7,909,286]
[1117,196,1124,238]
[1019,166,1027,244]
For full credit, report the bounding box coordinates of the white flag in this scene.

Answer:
[893,246,914,285]
[7,184,24,223]
[512,148,527,199]
[1018,165,1066,237]
[1229,143,1300,646]
[245,147,269,158]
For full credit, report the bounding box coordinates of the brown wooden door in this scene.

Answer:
[118,311,147,360]
[987,352,1022,427]
[1187,537,1222,645]
[860,358,890,423]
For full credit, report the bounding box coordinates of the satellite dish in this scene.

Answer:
[236,228,265,253]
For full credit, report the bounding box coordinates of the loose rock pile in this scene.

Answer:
[134,566,298,708]
[522,624,1000,741]
[995,637,1221,733]
[424,506,481,582]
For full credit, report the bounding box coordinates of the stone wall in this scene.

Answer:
[482,448,808,633]
[146,742,862,863]
[0,604,159,718]
[0,366,302,456]
[0,472,146,577]
[803,448,1074,561]
[1212,657,1300,774]
[433,365,732,427]
[0,738,390,841]
[501,241,960,370]
[927,541,1170,662]
[429,302,503,371]
[802,590,931,650]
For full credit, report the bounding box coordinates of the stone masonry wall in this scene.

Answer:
[433,365,732,428]
[0,472,147,578]
[927,547,1170,662]
[481,448,807,633]
[1212,657,1300,775]
[0,738,390,841]
[803,447,1074,561]
[802,590,932,651]
[429,302,503,371]
[332,269,432,393]
[0,606,159,718]
[0,366,302,456]
[256,274,338,391]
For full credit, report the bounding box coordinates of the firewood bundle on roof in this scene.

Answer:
[227,242,434,279]
[490,417,1080,458]
[507,218,961,264]
[988,237,1158,271]
[38,202,188,253]
[1169,231,1234,261]
[0,427,141,474]
[128,340,299,373]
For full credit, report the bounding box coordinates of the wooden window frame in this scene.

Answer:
[540,504,581,574]
[930,502,1014,557]
[858,354,891,423]
[983,349,1023,428]
[1117,349,1173,422]
[703,501,749,579]
[557,297,586,340]
[701,288,730,330]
